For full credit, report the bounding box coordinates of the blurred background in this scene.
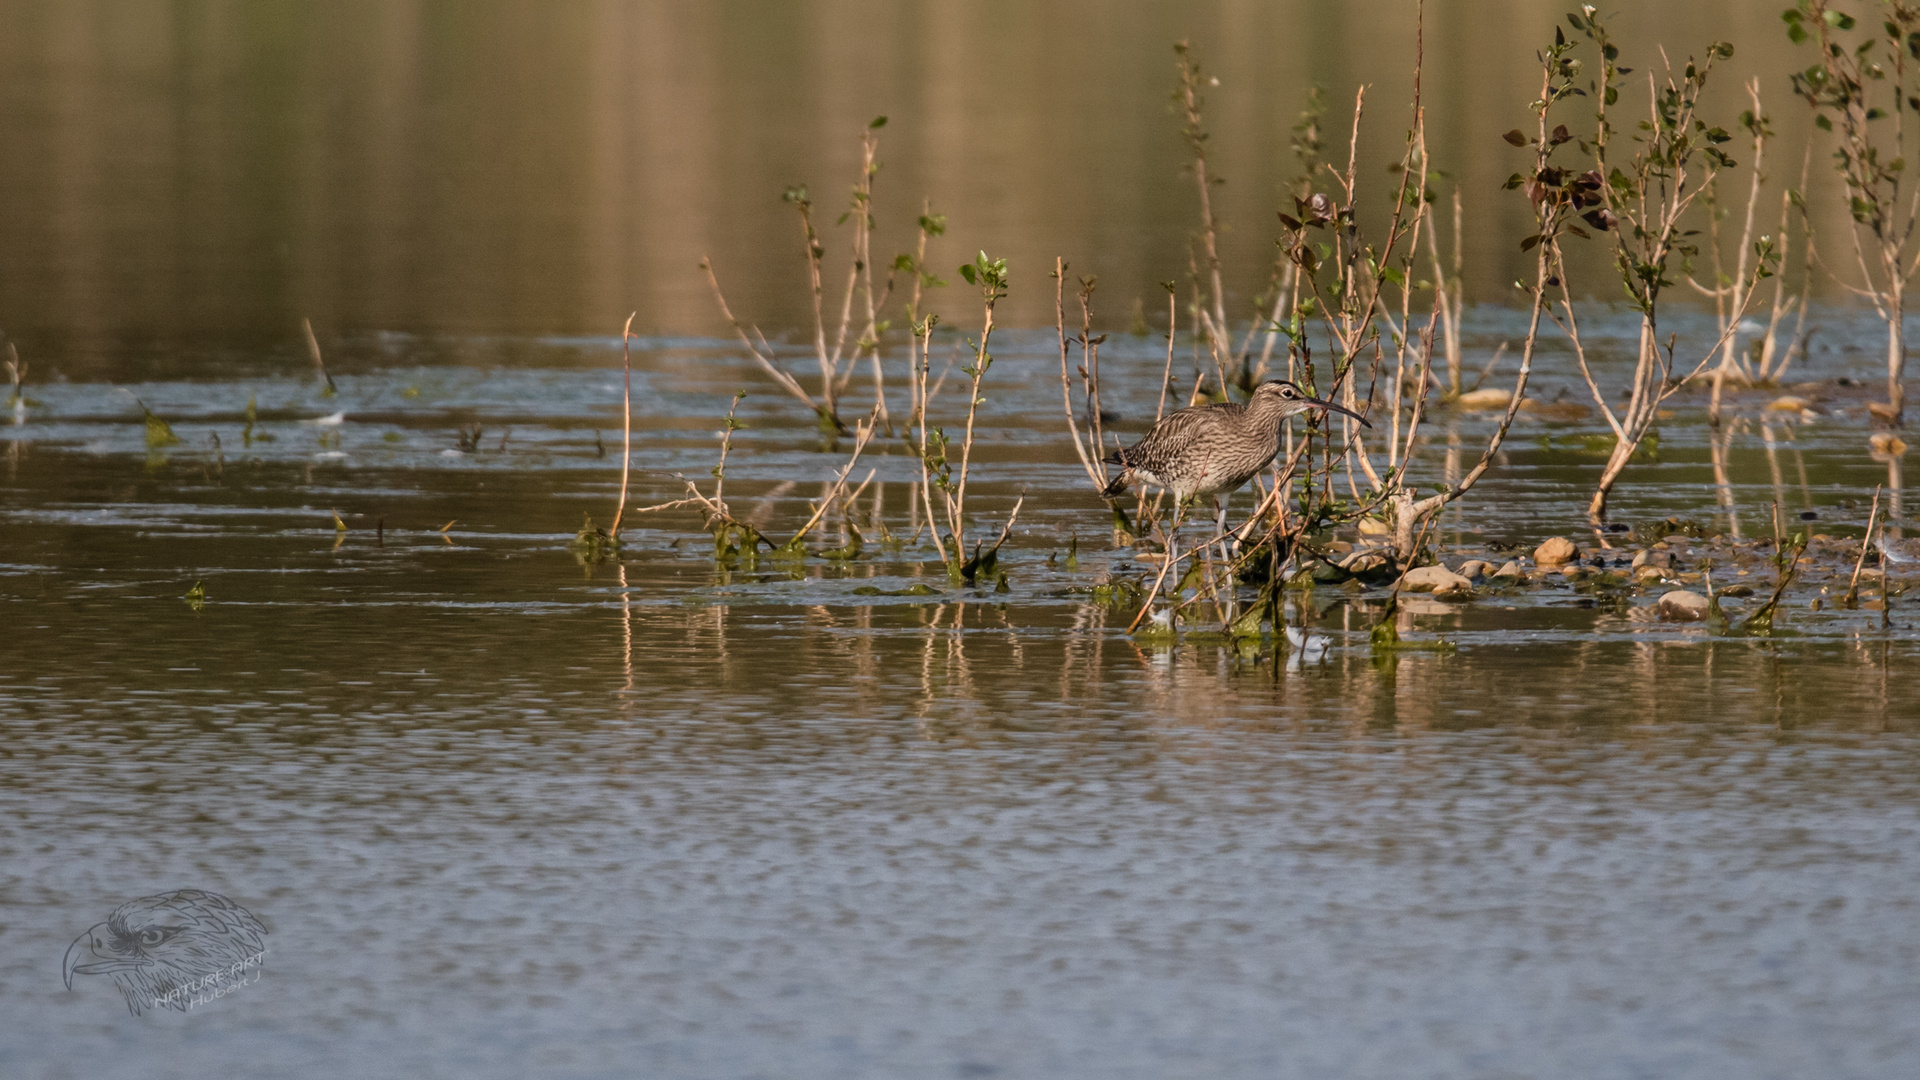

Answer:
[0,1,1837,376]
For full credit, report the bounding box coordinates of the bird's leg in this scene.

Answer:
[1212,494,1235,627]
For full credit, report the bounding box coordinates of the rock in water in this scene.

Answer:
[1534,536,1579,567]
[1453,388,1512,411]
[1399,564,1474,597]
[1656,590,1711,621]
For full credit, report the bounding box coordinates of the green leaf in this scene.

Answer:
[959,263,977,285]
[870,115,888,129]
[144,410,180,449]
[1825,10,1856,30]
[1502,128,1528,146]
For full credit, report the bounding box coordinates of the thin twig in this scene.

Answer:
[1845,485,1884,605]
[303,318,337,396]
[609,312,637,537]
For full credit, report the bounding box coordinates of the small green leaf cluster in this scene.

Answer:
[1784,1,1920,236]
[957,250,1008,301]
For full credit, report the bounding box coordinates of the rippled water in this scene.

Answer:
[4,315,1920,1078]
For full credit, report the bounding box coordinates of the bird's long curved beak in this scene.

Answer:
[64,923,148,988]
[1306,395,1371,428]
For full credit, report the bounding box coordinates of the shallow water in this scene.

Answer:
[4,312,1920,1078]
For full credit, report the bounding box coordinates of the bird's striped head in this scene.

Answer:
[1250,380,1371,427]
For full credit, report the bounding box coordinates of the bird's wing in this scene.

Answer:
[1120,406,1231,474]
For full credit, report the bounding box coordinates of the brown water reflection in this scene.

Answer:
[0,0,1850,375]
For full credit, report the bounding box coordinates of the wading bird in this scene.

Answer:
[1101,379,1370,537]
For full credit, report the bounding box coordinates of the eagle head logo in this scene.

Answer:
[64,889,267,1015]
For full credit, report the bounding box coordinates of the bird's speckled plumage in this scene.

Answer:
[1101,380,1367,502]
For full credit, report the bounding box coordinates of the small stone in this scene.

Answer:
[1339,550,1392,575]
[1454,388,1512,411]
[1457,560,1493,580]
[1534,536,1579,567]
[1633,564,1666,584]
[1400,564,1474,596]
[1718,584,1754,597]
[1357,518,1392,536]
[1870,431,1908,457]
[1493,560,1523,579]
[1657,590,1711,621]
[1767,394,1813,413]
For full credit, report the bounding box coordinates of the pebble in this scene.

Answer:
[1457,560,1493,580]
[1630,548,1671,570]
[1399,564,1475,597]
[1454,388,1512,411]
[1493,560,1523,580]
[1657,590,1712,621]
[1534,536,1579,567]
[1339,550,1393,575]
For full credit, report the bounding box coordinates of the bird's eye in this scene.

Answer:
[139,929,167,947]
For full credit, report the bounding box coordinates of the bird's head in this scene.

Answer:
[1249,380,1371,427]
[64,889,267,1015]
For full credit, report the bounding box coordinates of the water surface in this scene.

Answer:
[4,319,1919,1078]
